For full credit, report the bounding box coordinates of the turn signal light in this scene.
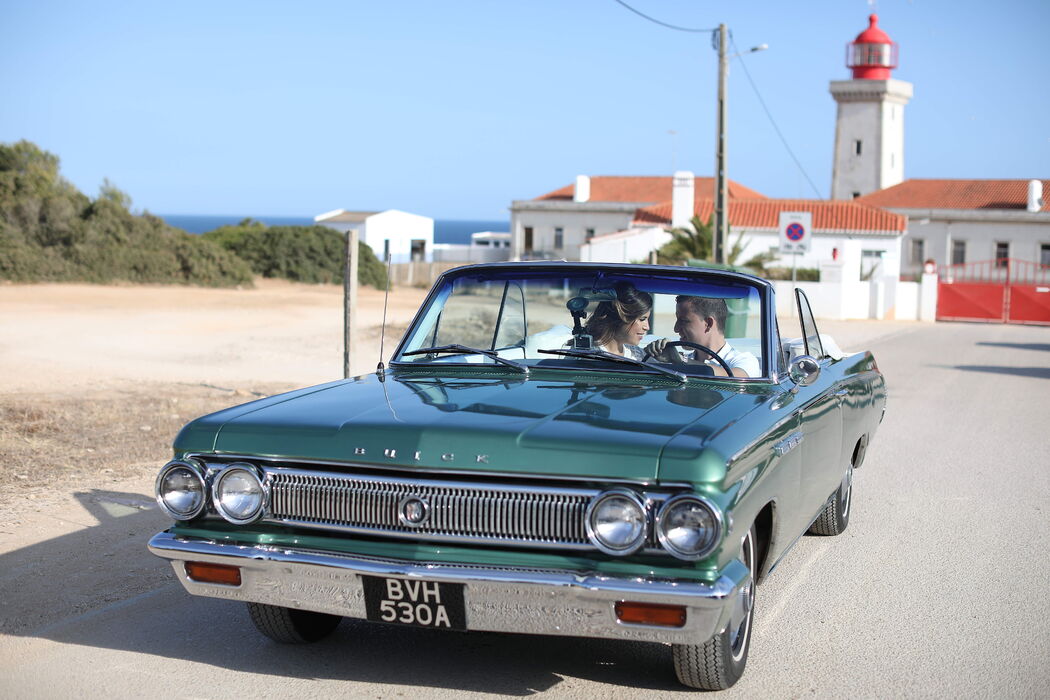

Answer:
[185,561,242,586]
[615,601,687,627]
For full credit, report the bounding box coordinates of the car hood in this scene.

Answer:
[177,371,767,482]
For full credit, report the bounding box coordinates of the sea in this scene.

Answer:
[159,214,509,246]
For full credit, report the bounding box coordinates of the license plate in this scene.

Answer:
[361,576,466,630]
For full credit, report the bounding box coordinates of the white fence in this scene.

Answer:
[772,273,937,321]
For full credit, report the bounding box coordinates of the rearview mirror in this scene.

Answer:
[788,355,820,391]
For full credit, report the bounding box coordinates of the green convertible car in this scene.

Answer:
[149,262,885,690]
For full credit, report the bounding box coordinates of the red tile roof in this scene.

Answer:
[535,176,767,202]
[632,198,907,233]
[855,179,1050,212]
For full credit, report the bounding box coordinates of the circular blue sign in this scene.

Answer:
[786,222,805,241]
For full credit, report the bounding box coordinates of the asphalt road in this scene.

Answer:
[2,321,1049,698]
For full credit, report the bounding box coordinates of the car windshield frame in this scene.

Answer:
[389,262,777,382]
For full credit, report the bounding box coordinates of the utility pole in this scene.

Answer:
[713,23,729,265]
[343,230,359,379]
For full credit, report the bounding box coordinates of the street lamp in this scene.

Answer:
[713,26,767,264]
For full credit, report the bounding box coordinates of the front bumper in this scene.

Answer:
[148,531,749,645]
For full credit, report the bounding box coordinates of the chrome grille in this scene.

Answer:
[264,467,597,550]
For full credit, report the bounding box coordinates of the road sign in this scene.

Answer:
[779,211,812,254]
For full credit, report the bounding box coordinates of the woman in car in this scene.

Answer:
[583,282,653,360]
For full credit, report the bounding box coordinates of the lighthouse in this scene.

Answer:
[830,14,913,200]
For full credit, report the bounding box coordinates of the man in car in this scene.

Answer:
[646,296,760,378]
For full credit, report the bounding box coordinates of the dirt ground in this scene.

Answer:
[0,280,427,516]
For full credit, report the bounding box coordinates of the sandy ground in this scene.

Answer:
[0,279,426,393]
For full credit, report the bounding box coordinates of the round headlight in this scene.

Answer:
[656,495,722,560]
[156,461,206,520]
[213,465,265,524]
[585,489,647,556]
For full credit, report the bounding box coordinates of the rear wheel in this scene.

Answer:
[672,525,757,690]
[247,602,342,643]
[808,463,853,536]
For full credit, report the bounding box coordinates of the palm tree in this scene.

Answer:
[656,214,712,264]
[657,214,778,274]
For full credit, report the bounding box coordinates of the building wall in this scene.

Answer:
[363,210,434,263]
[830,79,911,200]
[580,227,671,263]
[510,207,639,260]
[904,216,1050,274]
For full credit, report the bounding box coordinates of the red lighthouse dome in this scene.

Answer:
[847,14,898,80]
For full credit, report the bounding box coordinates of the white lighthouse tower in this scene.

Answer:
[830,15,913,200]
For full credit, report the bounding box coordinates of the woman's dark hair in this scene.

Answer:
[585,281,652,346]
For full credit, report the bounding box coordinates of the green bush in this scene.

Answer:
[763,266,820,281]
[0,140,253,286]
[202,220,388,288]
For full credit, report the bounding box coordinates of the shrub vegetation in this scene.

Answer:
[0,140,253,286]
[0,139,387,289]
[202,219,387,288]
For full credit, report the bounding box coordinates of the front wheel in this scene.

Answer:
[247,602,342,643]
[808,463,853,536]
[672,525,757,690]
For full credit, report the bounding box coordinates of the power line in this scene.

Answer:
[611,0,715,33]
[731,36,855,242]
[730,35,827,201]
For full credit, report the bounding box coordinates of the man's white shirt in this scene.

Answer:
[693,341,761,377]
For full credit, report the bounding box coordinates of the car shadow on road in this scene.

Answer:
[3,489,686,695]
[947,364,1050,379]
[975,342,1050,353]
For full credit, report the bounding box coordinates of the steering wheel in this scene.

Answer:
[644,341,734,376]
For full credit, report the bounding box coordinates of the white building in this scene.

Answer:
[857,179,1050,276]
[509,174,767,262]
[433,231,513,264]
[314,209,434,263]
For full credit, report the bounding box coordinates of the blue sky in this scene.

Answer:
[2,0,1047,220]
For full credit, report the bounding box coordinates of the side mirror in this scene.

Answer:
[788,355,821,391]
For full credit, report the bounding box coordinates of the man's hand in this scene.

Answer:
[645,338,684,364]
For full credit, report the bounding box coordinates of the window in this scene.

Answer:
[383,239,390,262]
[995,242,1009,268]
[411,239,426,262]
[585,228,595,241]
[852,191,861,199]
[861,250,885,280]
[910,238,925,264]
[1041,244,1050,268]
[854,140,862,156]
[524,227,533,253]
[554,227,564,250]
[951,240,966,265]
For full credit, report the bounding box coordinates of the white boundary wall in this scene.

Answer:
[773,275,937,321]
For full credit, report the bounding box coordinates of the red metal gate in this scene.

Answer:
[937,259,1050,325]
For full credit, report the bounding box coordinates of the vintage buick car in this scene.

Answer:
[149,262,885,690]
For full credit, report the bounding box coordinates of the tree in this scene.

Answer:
[657,214,712,265]
[656,212,779,276]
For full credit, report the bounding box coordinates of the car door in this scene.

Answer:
[793,289,845,520]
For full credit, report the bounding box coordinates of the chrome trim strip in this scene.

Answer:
[149,531,749,645]
[186,452,690,489]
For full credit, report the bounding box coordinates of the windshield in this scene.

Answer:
[394,267,768,379]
